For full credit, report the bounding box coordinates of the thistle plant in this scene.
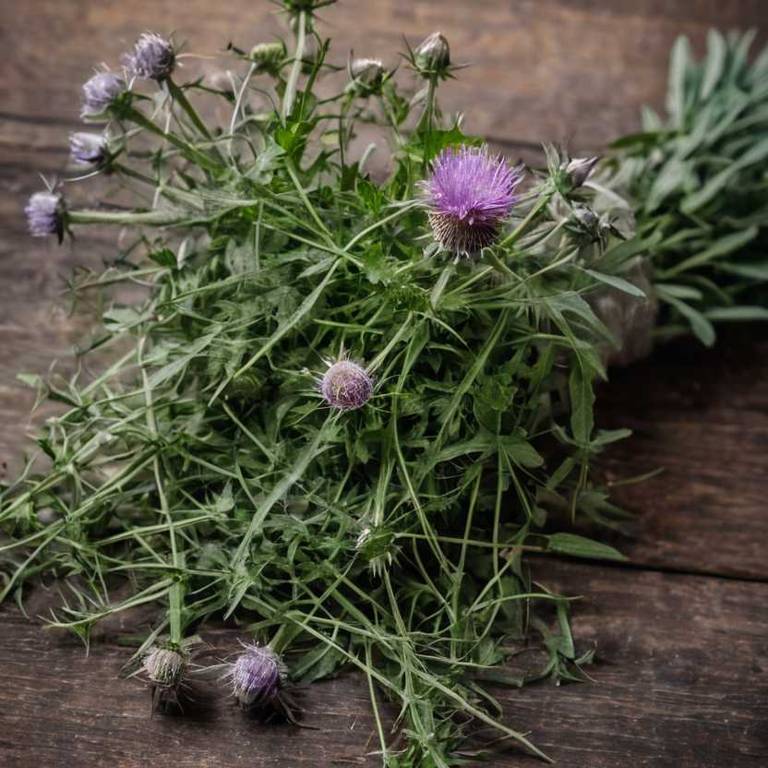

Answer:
[2,6,766,766]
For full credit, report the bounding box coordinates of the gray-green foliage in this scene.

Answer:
[610,30,768,344]
[1,7,765,766]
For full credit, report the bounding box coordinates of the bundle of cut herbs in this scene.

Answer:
[2,4,767,764]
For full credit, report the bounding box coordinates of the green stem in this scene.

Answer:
[112,162,157,187]
[498,189,554,249]
[284,156,336,246]
[166,78,213,141]
[282,10,307,121]
[125,106,220,172]
[68,209,188,227]
[139,336,183,644]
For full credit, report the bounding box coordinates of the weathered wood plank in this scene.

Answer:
[1,0,766,150]
[595,328,768,580]
[1,560,766,767]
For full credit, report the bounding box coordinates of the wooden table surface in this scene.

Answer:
[1,2,767,766]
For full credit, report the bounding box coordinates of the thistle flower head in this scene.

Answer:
[25,191,65,240]
[425,145,523,255]
[228,643,284,708]
[348,58,385,95]
[414,32,450,77]
[125,33,176,80]
[81,72,126,119]
[320,359,373,410]
[143,646,186,690]
[250,41,286,75]
[69,132,108,168]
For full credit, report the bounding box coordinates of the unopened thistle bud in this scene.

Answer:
[227,643,285,709]
[81,72,126,119]
[563,156,599,189]
[25,191,65,241]
[69,132,109,168]
[414,32,450,77]
[250,41,286,75]
[424,145,523,255]
[348,58,385,95]
[320,360,373,410]
[143,646,186,690]
[124,33,176,81]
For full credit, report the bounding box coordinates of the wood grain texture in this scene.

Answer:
[596,329,768,581]
[1,560,766,768]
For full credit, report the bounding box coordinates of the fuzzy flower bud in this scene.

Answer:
[320,360,373,410]
[563,156,599,189]
[25,191,65,241]
[69,132,108,168]
[250,42,286,74]
[125,33,176,81]
[81,72,126,119]
[143,646,186,690]
[414,32,450,76]
[348,58,385,95]
[424,145,523,255]
[228,643,284,708]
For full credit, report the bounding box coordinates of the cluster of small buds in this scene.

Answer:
[424,145,523,255]
[347,57,385,96]
[24,191,65,241]
[124,32,176,81]
[81,71,126,120]
[320,359,374,410]
[227,643,285,709]
[250,41,286,75]
[143,645,187,691]
[414,31,451,78]
[69,132,109,169]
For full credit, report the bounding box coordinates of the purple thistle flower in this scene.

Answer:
[69,132,108,168]
[320,360,373,410]
[25,191,65,240]
[81,72,126,119]
[143,646,186,690]
[425,145,523,255]
[124,33,176,81]
[228,643,284,708]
